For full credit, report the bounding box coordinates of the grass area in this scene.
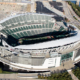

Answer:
[67,1,80,17]
[18,36,54,42]
[38,71,72,80]
[72,67,80,80]
[0,68,17,74]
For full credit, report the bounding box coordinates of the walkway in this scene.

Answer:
[0,69,79,80]
[0,73,47,80]
[68,70,79,80]
[49,60,74,72]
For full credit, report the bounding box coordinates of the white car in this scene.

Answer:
[12,52,18,55]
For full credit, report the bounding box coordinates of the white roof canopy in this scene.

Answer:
[14,31,80,50]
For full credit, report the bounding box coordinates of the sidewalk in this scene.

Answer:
[49,60,74,72]
[68,70,79,80]
[0,73,46,80]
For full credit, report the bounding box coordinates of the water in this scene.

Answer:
[71,1,80,6]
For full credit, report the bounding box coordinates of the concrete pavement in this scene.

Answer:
[68,4,80,20]
[42,1,64,17]
[42,1,80,27]
[62,1,80,27]
[68,70,79,80]
[0,73,47,80]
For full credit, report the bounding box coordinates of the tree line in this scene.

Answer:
[67,1,80,17]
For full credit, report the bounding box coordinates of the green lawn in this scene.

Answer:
[72,67,80,80]
[0,68,17,74]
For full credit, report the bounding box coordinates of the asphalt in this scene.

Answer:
[62,1,80,27]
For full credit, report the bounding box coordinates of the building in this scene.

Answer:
[0,13,80,71]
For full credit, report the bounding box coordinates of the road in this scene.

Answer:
[62,1,80,27]
[42,1,80,27]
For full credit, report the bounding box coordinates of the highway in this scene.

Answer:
[42,1,80,27]
[62,1,80,27]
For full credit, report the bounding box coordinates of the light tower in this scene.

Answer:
[31,0,35,12]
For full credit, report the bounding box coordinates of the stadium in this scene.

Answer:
[0,13,80,71]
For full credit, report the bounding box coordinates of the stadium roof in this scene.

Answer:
[14,31,80,49]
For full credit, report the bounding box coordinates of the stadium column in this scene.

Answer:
[72,51,76,61]
[0,35,4,56]
[55,55,61,67]
[31,0,35,12]
[73,50,79,61]
[1,47,4,57]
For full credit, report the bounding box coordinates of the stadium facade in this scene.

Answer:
[0,13,80,71]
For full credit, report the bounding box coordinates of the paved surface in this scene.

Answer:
[42,1,64,17]
[67,4,80,26]
[68,3,80,20]
[0,73,47,80]
[0,0,31,3]
[68,70,79,80]
[62,1,80,27]
[62,1,74,21]
[49,59,74,72]
[49,1,63,12]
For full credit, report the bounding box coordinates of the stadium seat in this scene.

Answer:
[22,15,26,21]
[12,34,18,39]
[23,32,26,36]
[31,25,33,29]
[34,30,37,34]
[17,33,22,38]
[25,26,28,29]
[19,16,23,22]
[15,28,18,32]
[27,31,31,36]
[1,22,6,27]
[31,30,35,35]
[20,32,24,37]
[25,32,28,36]
[12,18,16,23]
[0,13,56,39]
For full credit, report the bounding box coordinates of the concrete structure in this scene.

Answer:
[0,13,80,72]
[76,0,80,5]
